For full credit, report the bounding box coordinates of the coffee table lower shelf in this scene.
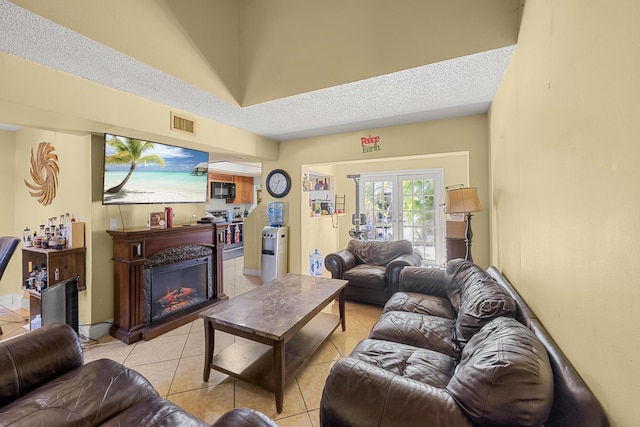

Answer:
[208,312,339,392]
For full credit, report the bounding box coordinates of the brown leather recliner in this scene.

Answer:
[0,323,279,426]
[324,239,422,306]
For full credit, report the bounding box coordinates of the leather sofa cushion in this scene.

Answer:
[383,291,456,320]
[101,395,209,427]
[447,317,554,426]
[0,358,159,426]
[445,259,488,310]
[343,264,386,289]
[369,311,459,359]
[454,275,516,347]
[347,239,413,266]
[350,339,456,388]
[398,266,448,298]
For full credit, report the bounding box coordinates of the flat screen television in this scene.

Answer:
[102,133,209,205]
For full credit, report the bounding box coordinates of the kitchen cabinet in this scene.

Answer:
[208,172,234,183]
[208,173,253,204]
[227,175,253,204]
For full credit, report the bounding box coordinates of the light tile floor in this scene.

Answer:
[0,256,382,426]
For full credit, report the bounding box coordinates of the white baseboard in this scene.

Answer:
[79,320,113,341]
[0,293,28,311]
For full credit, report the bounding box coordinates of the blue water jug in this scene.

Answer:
[310,249,323,276]
[268,202,284,226]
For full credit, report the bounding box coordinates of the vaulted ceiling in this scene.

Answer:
[0,0,521,141]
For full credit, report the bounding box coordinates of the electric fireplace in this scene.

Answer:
[107,224,228,344]
[144,252,212,323]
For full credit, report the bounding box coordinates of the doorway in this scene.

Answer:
[359,170,445,266]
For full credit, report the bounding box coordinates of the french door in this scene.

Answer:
[359,170,444,266]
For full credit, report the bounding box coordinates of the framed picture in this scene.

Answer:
[148,211,167,229]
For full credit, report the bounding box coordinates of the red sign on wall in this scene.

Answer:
[361,135,381,153]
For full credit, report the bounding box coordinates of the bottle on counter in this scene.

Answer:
[34,225,45,248]
[41,227,50,249]
[23,227,32,247]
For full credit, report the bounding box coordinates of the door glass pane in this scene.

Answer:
[362,179,393,241]
[400,178,437,262]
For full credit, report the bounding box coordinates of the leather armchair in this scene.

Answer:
[0,323,280,426]
[0,236,20,336]
[324,239,421,305]
[0,236,20,283]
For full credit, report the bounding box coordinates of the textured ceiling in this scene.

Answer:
[0,0,515,141]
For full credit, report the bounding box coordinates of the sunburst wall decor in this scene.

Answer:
[24,141,59,206]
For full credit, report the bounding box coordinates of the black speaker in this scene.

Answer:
[42,276,79,334]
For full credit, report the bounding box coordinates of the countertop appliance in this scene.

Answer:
[210,182,236,199]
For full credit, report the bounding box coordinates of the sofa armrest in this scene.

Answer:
[398,266,448,297]
[212,407,279,427]
[385,252,423,295]
[320,357,473,427]
[0,323,83,406]
[324,249,356,279]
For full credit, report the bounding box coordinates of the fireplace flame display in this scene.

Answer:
[156,287,198,317]
[144,249,213,324]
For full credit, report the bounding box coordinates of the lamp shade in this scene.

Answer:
[445,187,482,214]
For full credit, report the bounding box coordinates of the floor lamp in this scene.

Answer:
[445,185,482,262]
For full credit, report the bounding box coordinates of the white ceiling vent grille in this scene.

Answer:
[170,113,196,135]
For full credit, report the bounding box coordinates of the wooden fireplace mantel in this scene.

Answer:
[107,224,228,344]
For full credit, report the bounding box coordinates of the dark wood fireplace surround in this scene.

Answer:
[107,224,228,344]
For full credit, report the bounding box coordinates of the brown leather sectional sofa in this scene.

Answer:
[320,259,609,427]
[0,323,277,426]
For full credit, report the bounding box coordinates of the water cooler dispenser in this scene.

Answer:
[261,226,288,283]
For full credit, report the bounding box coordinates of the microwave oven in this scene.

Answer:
[211,182,236,199]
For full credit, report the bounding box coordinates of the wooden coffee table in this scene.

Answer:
[200,273,348,413]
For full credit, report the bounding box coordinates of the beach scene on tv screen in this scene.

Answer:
[103,134,209,204]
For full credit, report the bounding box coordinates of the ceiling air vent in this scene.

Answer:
[170,113,196,135]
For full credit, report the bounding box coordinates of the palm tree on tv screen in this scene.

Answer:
[105,137,165,194]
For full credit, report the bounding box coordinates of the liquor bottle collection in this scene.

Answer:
[22,213,77,293]
[22,213,75,250]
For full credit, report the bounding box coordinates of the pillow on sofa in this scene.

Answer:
[453,275,516,346]
[447,317,554,427]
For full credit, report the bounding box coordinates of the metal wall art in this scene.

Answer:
[24,141,59,206]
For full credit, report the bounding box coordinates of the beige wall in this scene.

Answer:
[12,0,243,106]
[240,0,519,105]
[489,1,639,424]
[7,129,92,321]
[247,115,490,273]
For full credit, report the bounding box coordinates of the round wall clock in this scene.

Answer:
[266,169,291,198]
